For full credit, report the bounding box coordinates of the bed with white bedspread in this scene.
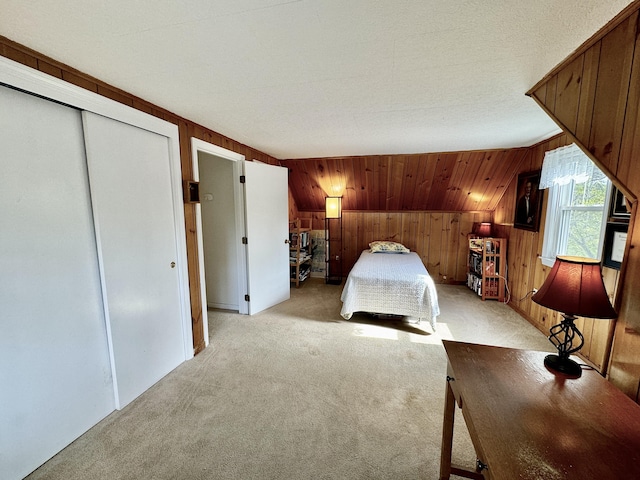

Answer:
[340,250,440,331]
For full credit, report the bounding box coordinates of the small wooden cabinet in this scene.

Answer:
[289,218,312,288]
[467,237,507,301]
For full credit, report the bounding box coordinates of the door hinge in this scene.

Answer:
[242,237,248,244]
[245,294,250,302]
[240,175,246,183]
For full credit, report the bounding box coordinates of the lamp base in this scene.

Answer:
[544,354,582,377]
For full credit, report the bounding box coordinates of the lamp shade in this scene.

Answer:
[325,196,342,219]
[477,222,492,237]
[532,256,617,319]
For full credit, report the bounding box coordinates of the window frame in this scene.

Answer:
[540,172,612,268]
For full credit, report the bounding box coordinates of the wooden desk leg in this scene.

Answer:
[439,380,455,480]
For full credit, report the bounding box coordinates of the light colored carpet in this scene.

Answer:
[26,280,553,479]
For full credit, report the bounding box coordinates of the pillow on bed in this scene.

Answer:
[369,241,410,253]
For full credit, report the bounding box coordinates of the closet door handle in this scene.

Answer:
[170,262,176,268]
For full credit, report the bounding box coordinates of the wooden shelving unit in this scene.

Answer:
[467,237,507,301]
[289,218,312,288]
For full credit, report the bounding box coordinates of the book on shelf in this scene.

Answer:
[290,253,312,263]
[289,232,298,246]
[289,231,309,248]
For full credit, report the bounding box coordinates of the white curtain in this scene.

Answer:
[540,143,592,189]
[540,181,573,266]
[539,142,608,266]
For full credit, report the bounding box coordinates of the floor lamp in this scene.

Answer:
[325,196,342,285]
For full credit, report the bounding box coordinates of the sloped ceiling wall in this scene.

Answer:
[525,2,640,400]
[282,148,528,212]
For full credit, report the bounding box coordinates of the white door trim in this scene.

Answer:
[191,138,249,320]
[0,55,193,361]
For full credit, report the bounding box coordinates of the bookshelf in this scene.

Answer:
[289,218,312,287]
[467,237,507,301]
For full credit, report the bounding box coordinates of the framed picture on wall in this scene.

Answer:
[609,186,631,219]
[603,222,628,270]
[514,170,542,232]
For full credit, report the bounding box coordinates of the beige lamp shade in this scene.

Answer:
[325,196,342,219]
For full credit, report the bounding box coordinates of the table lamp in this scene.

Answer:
[476,222,492,237]
[531,256,617,377]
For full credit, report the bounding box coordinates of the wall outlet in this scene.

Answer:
[533,288,538,294]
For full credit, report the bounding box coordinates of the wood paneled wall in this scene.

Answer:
[0,36,280,355]
[296,210,491,283]
[282,149,528,213]
[494,134,572,316]
[528,7,640,195]
[522,1,640,398]
[494,133,620,373]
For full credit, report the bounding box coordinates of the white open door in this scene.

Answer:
[243,161,290,314]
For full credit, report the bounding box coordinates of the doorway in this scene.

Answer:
[198,151,241,311]
[191,138,291,339]
[191,139,248,345]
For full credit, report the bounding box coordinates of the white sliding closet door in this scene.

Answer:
[82,112,188,408]
[0,86,114,479]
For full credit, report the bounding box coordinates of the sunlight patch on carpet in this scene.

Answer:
[352,324,399,340]
[410,323,452,344]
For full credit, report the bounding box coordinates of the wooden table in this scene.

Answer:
[439,340,640,480]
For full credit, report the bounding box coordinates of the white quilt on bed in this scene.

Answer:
[340,251,440,331]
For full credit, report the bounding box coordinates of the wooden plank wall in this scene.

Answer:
[494,133,571,321]
[493,132,619,373]
[297,210,491,283]
[285,148,524,285]
[288,189,300,220]
[281,148,528,213]
[0,36,280,355]
[517,1,640,398]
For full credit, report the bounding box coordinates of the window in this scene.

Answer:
[540,144,612,267]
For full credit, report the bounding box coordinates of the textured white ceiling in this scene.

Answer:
[0,1,633,159]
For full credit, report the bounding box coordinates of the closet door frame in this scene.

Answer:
[0,55,193,361]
